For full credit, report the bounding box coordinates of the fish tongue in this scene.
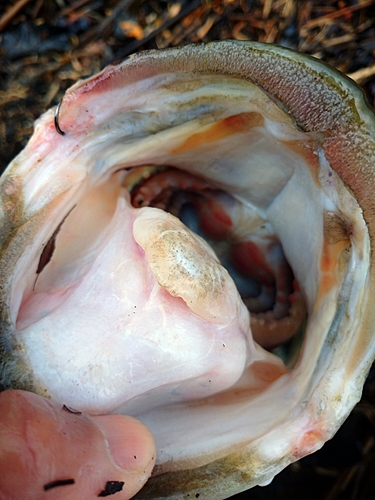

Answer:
[133,206,241,325]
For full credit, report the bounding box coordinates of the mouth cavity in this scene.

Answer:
[14,97,361,416]
[24,162,308,368]
[126,165,307,356]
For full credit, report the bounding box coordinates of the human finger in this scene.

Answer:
[0,390,156,500]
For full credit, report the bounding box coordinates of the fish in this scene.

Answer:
[1,40,375,499]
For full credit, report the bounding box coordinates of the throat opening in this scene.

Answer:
[125,165,308,354]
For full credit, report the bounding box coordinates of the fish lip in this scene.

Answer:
[1,41,375,498]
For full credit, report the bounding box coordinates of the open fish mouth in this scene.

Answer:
[1,41,375,498]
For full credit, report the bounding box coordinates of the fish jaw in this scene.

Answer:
[0,41,375,499]
[18,195,285,414]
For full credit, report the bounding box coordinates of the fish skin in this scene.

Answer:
[1,41,375,499]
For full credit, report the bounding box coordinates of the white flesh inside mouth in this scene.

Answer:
[10,74,369,473]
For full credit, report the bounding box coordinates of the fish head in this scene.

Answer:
[1,41,375,498]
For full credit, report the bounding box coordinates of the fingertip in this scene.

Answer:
[94,414,156,473]
[93,414,156,499]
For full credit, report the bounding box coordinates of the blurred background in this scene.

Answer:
[1,1,375,499]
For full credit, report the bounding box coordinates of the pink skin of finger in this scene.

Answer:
[0,390,156,500]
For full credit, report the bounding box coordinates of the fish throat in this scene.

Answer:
[126,165,306,352]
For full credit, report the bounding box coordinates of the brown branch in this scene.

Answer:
[110,0,202,62]
[79,0,136,45]
[302,0,375,29]
[348,65,375,84]
[60,0,97,17]
[0,0,33,32]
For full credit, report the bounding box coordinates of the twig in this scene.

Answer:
[323,33,356,48]
[110,0,202,62]
[349,437,374,500]
[324,465,358,500]
[263,0,273,18]
[32,0,45,19]
[302,0,375,29]
[348,65,375,84]
[196,15,217,40]
[79,0,136,44]
[0,0,33,32]
[60,0,97,17]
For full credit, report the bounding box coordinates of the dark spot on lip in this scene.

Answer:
[62,404,82,415]
[44,478,75,491]
[36,227,59,274]
[36,205,76,275]
[98,481,125,497]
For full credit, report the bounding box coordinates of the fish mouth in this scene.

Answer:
[124,164,307,353]
[1,41,375,498]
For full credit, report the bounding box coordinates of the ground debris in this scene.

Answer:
[1,0,374,169]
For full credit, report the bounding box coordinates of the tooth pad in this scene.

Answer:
[133,206,240,325]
